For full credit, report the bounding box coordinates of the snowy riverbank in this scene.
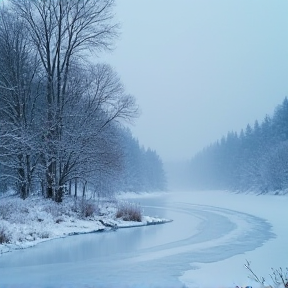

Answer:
[0,194,171,255]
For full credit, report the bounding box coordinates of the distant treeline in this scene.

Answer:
[190,97,288,193]
[116,129,167,194]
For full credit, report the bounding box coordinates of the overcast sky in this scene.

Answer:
[102,0,288,162]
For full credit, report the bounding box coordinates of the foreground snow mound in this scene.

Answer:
[0,195,171,254]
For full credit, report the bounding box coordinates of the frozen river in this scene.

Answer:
[0,191,285,288]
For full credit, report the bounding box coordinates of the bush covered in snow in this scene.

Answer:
[0,224,11,244]
[72,198,100,218]
[116,201,142,222]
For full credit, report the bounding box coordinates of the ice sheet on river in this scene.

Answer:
[0,191,284,288]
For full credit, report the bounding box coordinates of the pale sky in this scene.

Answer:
[102,0,288,162]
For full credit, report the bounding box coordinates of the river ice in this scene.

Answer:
[0,190,287,288]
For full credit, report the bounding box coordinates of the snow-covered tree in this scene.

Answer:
[189,97,288,193]
[0,1,165,201]
[7,0,141,202]
[0,8,43,199]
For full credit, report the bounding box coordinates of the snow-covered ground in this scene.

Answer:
[0,195,171,255]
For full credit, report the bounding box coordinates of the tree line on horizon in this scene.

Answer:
[0,0,166,201]
[189,97,288,193]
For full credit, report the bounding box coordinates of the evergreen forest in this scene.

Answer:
[190,98,288,193]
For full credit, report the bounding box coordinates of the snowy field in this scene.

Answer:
[0,190,287,288]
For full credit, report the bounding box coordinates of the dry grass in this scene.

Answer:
[116,202,142,222]
[72,198,99,218]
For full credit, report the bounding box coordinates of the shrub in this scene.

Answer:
[245,260,288,288]
[0,225,11,244]
[73,198,99,218]
[0,199,18,220]
[55,218,64,224]
[43,201,66,218]
[116,202,142,222]
[83,201,96,217]
[39,231,49,239]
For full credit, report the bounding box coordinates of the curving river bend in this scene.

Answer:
[0,191,275,288]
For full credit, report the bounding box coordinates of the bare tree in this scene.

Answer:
[53,62,138,198]
[10,0,120,201]
[0,7,43,199]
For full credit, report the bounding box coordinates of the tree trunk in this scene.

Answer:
[74,178,78,198]
[82,181,87,198]
[68,180,72,195]
[18,167,27,199]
